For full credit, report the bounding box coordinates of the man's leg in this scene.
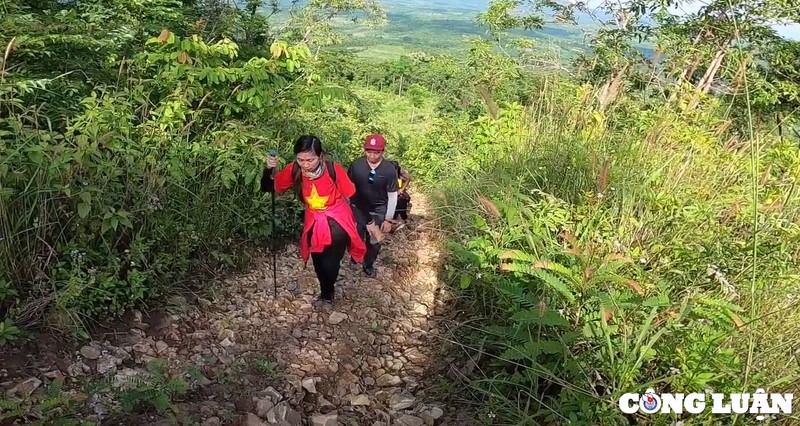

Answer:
[395,195,409,225]
[362,213,383,278]
[349,204,368,265]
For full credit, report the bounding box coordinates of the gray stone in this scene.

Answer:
[376,374,402,387]
[328,312,348,325]
[389,393,416,411]
[350,394,370,406]
[80,345,101,360]
[266,402,302,426]
[394,415,424,426]
[312,413,339,426]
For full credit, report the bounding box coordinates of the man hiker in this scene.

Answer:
[348,134,399,278]
[389,160,412,230]
[262,135,369,306]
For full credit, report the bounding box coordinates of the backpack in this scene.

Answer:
[389,160,405,190]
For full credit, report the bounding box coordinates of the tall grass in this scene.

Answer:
[422,73,800,424]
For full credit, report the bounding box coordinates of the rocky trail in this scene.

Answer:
[0,194,478,426]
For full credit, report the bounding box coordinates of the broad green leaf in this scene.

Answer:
[459,273,471,289]
[77,202,91,219]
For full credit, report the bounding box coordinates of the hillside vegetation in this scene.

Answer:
[2,0,800,424]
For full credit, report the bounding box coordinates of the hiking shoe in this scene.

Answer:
[363,264,377,278]
[313,295,334,307]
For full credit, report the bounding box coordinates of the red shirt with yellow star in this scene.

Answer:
[273,162,366,264]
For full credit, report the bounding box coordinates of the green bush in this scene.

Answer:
[0,32,349,334]
[426,75,800,425]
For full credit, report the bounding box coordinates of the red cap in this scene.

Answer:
[364,134,386,151]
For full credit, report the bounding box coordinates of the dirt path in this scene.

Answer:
[1,193,470,426]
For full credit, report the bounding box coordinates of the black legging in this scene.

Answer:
[307,217,350,300]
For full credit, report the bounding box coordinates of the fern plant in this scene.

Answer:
[116,359,189,421]
[0,378,95,425]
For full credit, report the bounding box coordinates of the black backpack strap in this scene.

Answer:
[326,160,336,182]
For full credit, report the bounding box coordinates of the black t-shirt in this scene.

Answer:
[347,157,398,213]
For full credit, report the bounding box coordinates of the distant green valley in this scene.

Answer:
[344,10,591,61]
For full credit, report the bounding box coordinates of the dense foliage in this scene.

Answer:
[0,0,381,336]
[2,0,799,424]
[371,4,799,424]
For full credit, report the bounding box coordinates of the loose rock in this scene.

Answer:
[328,312,348,325]
[349,394,370,406]
[376,374,402,387]
[245,413,265,426]
[312,413,339,426]
[389,393,416,411]
[5,377,42,398]
[265,402,302,425]
[302,377,319,394]
[394,415,425,426]
[203,417,221,426]
[96,355,118,375]
[80,345,101,360]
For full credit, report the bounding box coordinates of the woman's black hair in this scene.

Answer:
[294,135,323,156]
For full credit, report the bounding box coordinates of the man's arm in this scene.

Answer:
[399,168,411,182]
[384,166,399,221]
[399,168,411,190]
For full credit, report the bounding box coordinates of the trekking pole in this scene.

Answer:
[269,150,278,299]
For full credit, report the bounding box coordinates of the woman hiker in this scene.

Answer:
[261,135,372,306]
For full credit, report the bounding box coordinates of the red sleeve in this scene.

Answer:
[274,163,295,194]
[334,162,356,198]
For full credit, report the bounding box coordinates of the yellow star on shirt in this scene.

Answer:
[305,184,329,210]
